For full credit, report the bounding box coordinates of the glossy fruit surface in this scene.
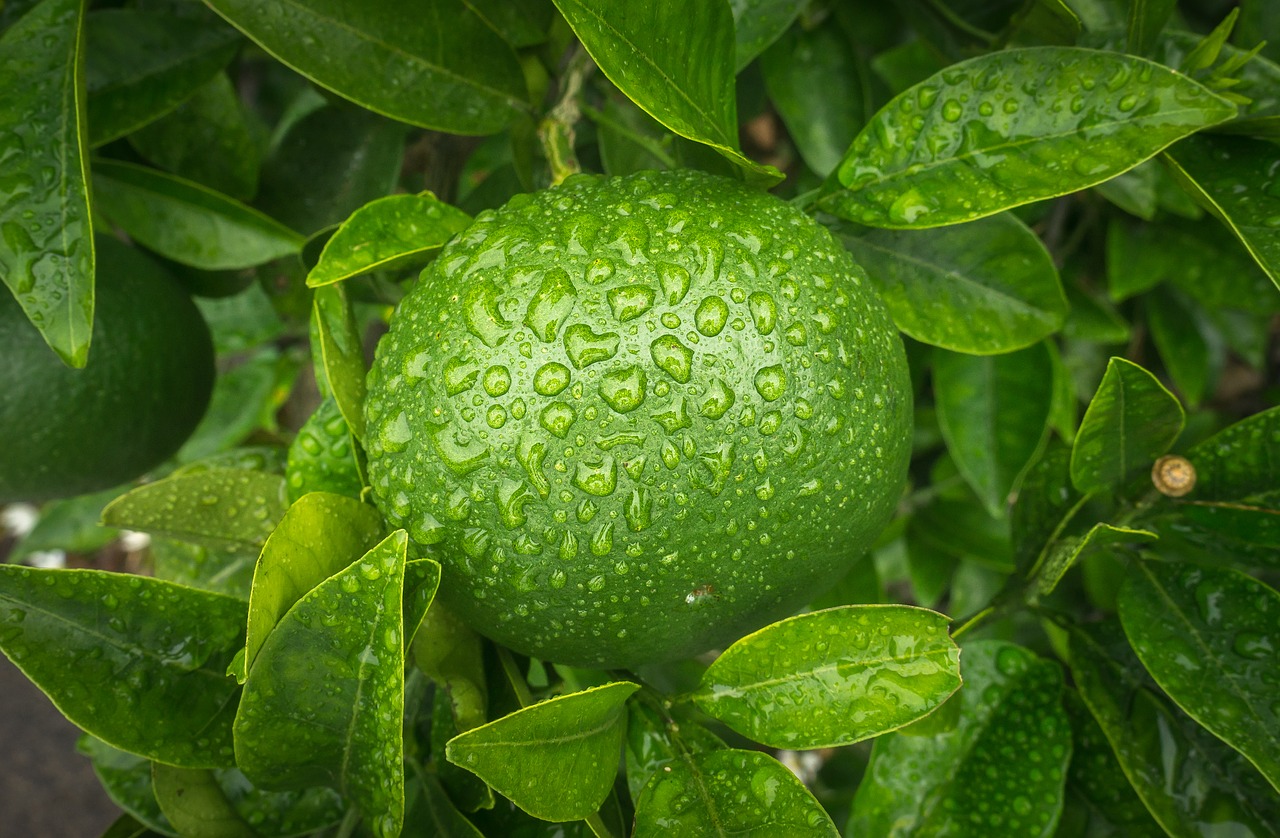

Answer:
[364,170,911,668]
[0,236,215,503]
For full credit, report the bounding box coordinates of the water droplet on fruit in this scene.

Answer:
[599,365,647,414]
[754,365,786,402]
[573,456,617,496]
[658,262,690,304]
[695,296,729,336]
[463,280,510,347]
[607,285,655,321]
[748,292,777,335]
[563,324,619,369]
[591,521,614,555]
[650,335,693,383]
[533,362,571,396]
[443,355,479,396]
[539,402,576,438]
[625,487,653,531]
[483,365,511,396]
[523,268,577,342]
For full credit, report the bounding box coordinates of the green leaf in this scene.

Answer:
[633,748,839,836]
[9,484,122,562]
[412,602,488,732]
[759,16,865,176]
[235,531,411,838]
[150,538,256,601]
[1184,405,1280,503]
[934,343,1054,517]
[1163,133,1280,290]
[1029,522,1156,597]
[430,688,495,813]
[1058,691,1165,837]
[0,0,94,367]
[403,767,485,838]
[825,47,1236,228]
[1106,213,1279,309]
[79,738,174,835]
[285,397,362,503]
[84,8,240,146]
[100,815,165,838]
[0,565,245,767]
[92,160,303,270]
[1094,160,1159,220]
[311,283,367,441]
[553,0,779,182]
[728,0,803,71]
[1011,443,1079,574]
[152,765,254,838]
[242,491,384,674]
[1001,0,1082,47]
[836,214,1065,353]
[102,468,287,551]
[128,73,261,202]
[1069,357,1184,494]
[624,701,724,805]
[204,0,527,135]
[692,605,961,749]
[590,94,675,177]
[1125,0,1176,56]
[849,640,1071,837]
[306,193,471,287]
[178,347,293,463]
[255,105,407,236]
[1118,561,1280,792]
[445,681,639,822]
[1146,287,1222,407]
[1069,620,1280,835]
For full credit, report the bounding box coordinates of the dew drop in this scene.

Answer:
[607,285,656,322]
[650,335,694,383]
[564,324,619,369]
[695,296,729,336]
[599,365,647,414]
[753,365,787,402]
[533,362,571,396]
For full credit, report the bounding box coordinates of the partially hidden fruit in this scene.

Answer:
[0,236,215,503]
[364,170,911,668]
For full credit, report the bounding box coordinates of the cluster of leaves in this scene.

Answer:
[1,0,1279,836]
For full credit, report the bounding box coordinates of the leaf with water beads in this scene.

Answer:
[692,605,961,749]
[306,193,471,287]
[0,0,95,367]
[234,531,411,838]
[1118,560,1280,792]
[311,283,367,441]
[849,640,1072,837]
[0,565,245,768]
[1069,357,1184,495]
[824,47,1236,228]
[624,700,724,805]
[445,681,639,822]
[834,213,1066,354]
[242,491,384,676]
[632,748,839,837]
[285,397,362,504]
[1163,133,1280,290]
[1068,620,1280,835]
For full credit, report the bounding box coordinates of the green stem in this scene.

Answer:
[538,47,594,185]
[334,807,361,838]
[584,811,615,838]
[497,646,535,708]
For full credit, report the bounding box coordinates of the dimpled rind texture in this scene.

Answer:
[364,170,911,668]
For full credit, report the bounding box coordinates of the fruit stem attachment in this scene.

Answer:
[538,46,593,186]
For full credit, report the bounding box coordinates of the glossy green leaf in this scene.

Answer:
[1125,0,1176,56]
[910,494,1015,573]
[0,565,245,767]
[311,283,367,440]
[591,94,675,177]
[79,737,175,835]
[285,397,362,503]
[204,0,527,134]
[1030,522,1156,597]
[1011,443,1079,574]
[0,0,94,367]
[1163,133,1280,290]
[624,701,724,805]
[1184,405,1280,503]
[553,0,779,182]
[1127,30,1280,127]
[1068,620,1280,835]
[235,531,410,838]
[152,765,254,838]
[446,681,639,822]
[633,748,838,837]
[150,538,256,601]
[1057,691,1165,838]
[728,0,803,71]
[9,484,122,563]
[1119,561,1280,791]
[759,17,865,176]
[466,0,553,49]
[84,8,239,146]
[128,73,260,202]
[849,640,1071,837]
[430,688,495,813]
[934,343,1054,517]
[413,602,488,732]
[825,47,1236,228]
[102,468,287,551]
[693,605,960,749]
[92,160,303,270]
[402,559,442,652]
[839,214,1065,354]
[1095,159,1158,220]
[243,492,384,674]
[1069,357,1184,494]
[255,105,407,237]
[306,193,471,287]
[100,815,164,838]
[1001,0,1082,47]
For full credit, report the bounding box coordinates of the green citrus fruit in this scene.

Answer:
[0,236,215,503]
[365,170,911,668]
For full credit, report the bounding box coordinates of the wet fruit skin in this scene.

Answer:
[364,170,911,669]
[0,236,215,503]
